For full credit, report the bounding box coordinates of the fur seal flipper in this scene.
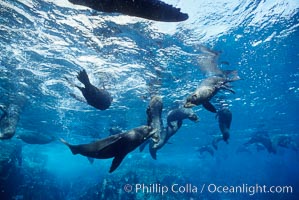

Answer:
[202,101,217,113]
[68,0,188,22]
[61,125,154,173]
[74,70,112,110]
[77,69,91,87]
[216,107,232,143]
[110,154,126,173]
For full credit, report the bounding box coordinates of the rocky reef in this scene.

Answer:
[0,140,22,198]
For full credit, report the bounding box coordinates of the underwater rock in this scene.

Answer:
[79,160,197,200]
[0,104,22,140]
[0,140,22,198]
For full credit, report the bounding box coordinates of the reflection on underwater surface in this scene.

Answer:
[0,0,299,199]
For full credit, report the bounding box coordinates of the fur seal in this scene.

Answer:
[68,0,188,22]
[197,145,214,156]
[16,132,56,144]
[216,107,232,143]
[145,96,164,159]
[167,108,199,128]
[272,135,298,152]
[184,74,239,113]
[146,96,163,146]
[244,131,276,154]
[72,69,112,110]
[196,45,231,77]
[60,125,155,173]
[109,126,123,136]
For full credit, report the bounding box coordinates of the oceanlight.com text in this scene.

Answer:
[123,183,293,196]
[207,183,293,196]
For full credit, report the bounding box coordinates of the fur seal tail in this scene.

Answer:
[60,138,79,155]
[77,69,91,86]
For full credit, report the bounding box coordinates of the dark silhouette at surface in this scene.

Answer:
[69,0,188,22]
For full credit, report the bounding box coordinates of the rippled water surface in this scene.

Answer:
[0,0,299,199]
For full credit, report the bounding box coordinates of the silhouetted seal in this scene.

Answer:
[216,107,232,143]
[16,132,56,144]
[73,69,112,110]
[60,125,155,173]
[68,0,188,22]
[244,131,276,154]
[272,135,298,152]
[184,74,239,113]
[197,145,214,156]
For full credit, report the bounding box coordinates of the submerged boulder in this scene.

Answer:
[0,140,22,198]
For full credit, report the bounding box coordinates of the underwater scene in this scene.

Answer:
[0,0,298,199]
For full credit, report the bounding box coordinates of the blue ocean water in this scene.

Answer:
[0,0,298,199]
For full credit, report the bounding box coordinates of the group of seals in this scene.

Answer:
[243,131,298,154]
[186,46,239,156]
[140,96,199,159]
[196,107,233,157]
[68,0,188,22]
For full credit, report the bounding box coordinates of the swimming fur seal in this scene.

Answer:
[197,145,214,156]
[167,108,199,128]
[216,107,232,143]
[60,125,155,173]
[146,96,163,146]
[244,130,276,154]
[16,132,56,144]
[272,135,298,152]
[184,74,239,113]
[68,0,188,22]
[72,69,112,110]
